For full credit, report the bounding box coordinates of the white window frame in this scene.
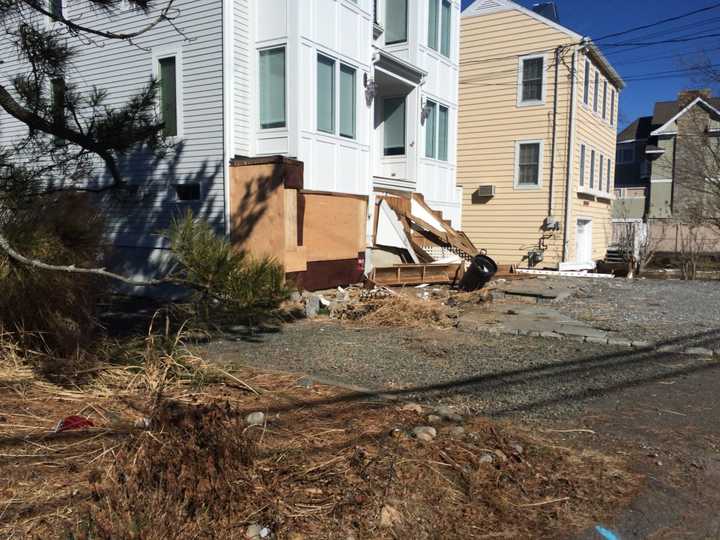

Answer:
[599,153,605,192]
[424,98,450,162]
[593,70,600,114]
[427,0,452,59]
[152,44,184,139]
[602,80,608,121]
[258,45,287,131]
[514,139,544,189]
[315,51,358,140]
[579,143,587,188]
[46,0,66,28]
[517,53,546,107]
[583,58,591,107]
[610,88,616,126]
[607,158,613,195]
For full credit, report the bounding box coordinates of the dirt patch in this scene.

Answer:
[1,341,641,540]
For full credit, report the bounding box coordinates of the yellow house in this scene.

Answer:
[458,0,625,269]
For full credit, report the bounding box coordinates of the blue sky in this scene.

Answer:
[460,0,720,130]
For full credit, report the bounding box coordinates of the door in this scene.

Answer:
[576,218,593,264]
[379,96,408,180]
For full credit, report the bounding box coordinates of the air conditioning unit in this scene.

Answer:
[475,184,496,198]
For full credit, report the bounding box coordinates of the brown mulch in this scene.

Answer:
[0,349,641,539]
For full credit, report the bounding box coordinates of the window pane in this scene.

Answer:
[441,0,451,57]
[599,155,605,191]
[593,71,599,112]
[384,97,405,156]
[386,0,408,44]
[438,105,449,161]
[583,60,590,104]
[425,100,437,158]
[317,54,335,134]
[50,0,62,18]
[602,80,608,120]
[518,143,540,185]
[340,64,356,139]
[590,149,596,189]
[259,48,286,129]
[522,57,543,102]
[610,90,615,126]
[607,158,612,190]
[428,0,439,50]
[159,57,177,136]
[579,145,586,186]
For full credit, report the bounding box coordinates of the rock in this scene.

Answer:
[379,505,403,528]
[494,449,508,463]
[245,524,271,539]
[479,453,494,465]
[401,402,424,414]
[509,443,524,455]
[304,294,321,318]
[447,426,465,437]
[412,426,437,442]
[427,414,443,424]
[290,291,302,302]
[245,412,265,426]
[434,405,463,423]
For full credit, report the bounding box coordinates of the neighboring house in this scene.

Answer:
[458,0,624,269]
[614,90,720,255]
[0,0,462,283]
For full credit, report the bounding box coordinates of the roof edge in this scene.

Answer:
[585,41,625,90]
[650,97,720,136]
[463,0,582,40]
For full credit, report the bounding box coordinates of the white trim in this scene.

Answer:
[650,178,673,183]
[222,0,233,236]
[463,0,583,41]
[645,149,665,154]
[151,44,184,139]
[516,53,547,107]
[650,96,720,136]
[257,44,288,131]
[513,139,544,189]
[617,138,646,144]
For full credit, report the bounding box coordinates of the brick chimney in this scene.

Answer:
[677,89,712,108]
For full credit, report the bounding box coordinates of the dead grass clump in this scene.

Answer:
[346,294,458,328]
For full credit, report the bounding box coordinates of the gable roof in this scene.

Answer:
[650,97,720,136]
[618,116,653,142]
[463,0,625,90]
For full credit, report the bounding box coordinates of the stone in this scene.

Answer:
[494,449,508,463]
[304,294,321,318]
[685,347,714,357]
[607,338,633,347]
[479,453,494,465]
[379,505,403,528]
[447,426,465,437]
[290,291,302,302]
[245,524,271,539]
[509,443,524,455]
[427,414,443,424]
[585,336,608,344]
[632,341,652,349]
[245,412,265,426]
[412,426,437,442]
[401,402,424,414]
[435,405,463,423]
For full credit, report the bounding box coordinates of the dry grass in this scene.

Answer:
[343,294,458,329]
[0,329,642,539]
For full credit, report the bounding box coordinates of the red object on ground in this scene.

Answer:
[54,415,94,433]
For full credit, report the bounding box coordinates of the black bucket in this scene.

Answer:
[459,254,498,291]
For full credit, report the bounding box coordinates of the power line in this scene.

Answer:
[592,3,720,42]
[601,33,720,48]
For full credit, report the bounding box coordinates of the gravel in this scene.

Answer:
[203,319,720,422]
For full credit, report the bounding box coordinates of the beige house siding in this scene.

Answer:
[458,7,619,267]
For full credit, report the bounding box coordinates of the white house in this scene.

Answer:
[0,0,462,280]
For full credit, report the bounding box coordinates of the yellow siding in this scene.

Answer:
[458,8,618,267]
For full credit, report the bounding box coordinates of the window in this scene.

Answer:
[518,55,544,105]
[386,0,408,44]
[599,154,605,191]
[640,159,650,178]
[593,70,600,113]
[159,57,177,136]
[175,183,201,202]
[259,47,286,129]
[428,0,438,52]
[610,89,616,126]
[339,64,356,139]
[317,54,335,134]
[602,80,608,121]
[428,0,452,57]
[383,97,405,156]
[579,144,586,187]
[51,77,65,145]
[515,141,542,187]
[583,59,590,106]
[617,144,634,164]
[589,149,596,189]
[440,1,451,57]
[607,158,612,191]
[425,100,449,161]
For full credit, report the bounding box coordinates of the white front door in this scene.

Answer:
[576,218,593,264]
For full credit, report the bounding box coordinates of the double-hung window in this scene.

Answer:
[384,97,406,156]
[593,70,600,114]
[583,59,590,106]
[599,154,605,191]
[425,100,449,161]
[518,55,544,105]
[602,80,608,121]
[159,57,178,137]
[386,0,408,44]
[316,54,357,139]
[515,141,542,188]
[606,158,612,192]
[589,149,596,189]
[259,47,286,129]
[579,144,586,187]
[50,0,63,18]
[51,77,66,145]
[428,0,452,58]
[610,89,616,126]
